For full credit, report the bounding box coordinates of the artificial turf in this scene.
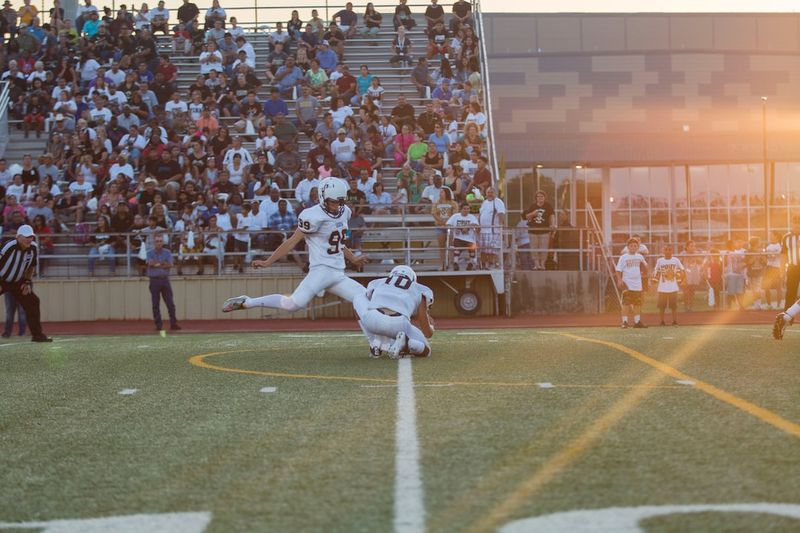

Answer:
[0,326,798,532]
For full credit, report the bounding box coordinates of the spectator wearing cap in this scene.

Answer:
[146,233,180,332]
[2,1,18,39]
[316,40,338,74]
[331,127,356,170]
[0,224,52,342]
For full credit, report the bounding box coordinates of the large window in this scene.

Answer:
[506,163,797,249]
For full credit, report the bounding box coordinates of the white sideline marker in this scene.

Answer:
[394,357,425,533]
[537,382,555,389]
[675,380,696,386]
[260,386,277,393]
[118,388,138,396]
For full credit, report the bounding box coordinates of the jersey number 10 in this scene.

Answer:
[385,275,413,290]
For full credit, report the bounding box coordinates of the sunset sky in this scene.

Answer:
[154,0,800,20]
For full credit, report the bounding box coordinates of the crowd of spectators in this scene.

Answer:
[0,0,498,275]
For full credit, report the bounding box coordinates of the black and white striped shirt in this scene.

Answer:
[781,232,800,266]
[0,239,38,283]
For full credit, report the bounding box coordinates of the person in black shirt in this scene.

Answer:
[424,0,445,33]
[178,0,200,31]
[451,0,473,31]
[393,0,416,31]
[391,94,416,129]
[417,102,442,135]
[346,176,367,215]
[524,190,556,271]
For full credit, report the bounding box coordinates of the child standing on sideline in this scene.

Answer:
[705,248,723,310]
[653,244,685,326]
[615,237,648,329]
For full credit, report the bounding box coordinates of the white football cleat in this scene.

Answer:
[222,295,248,313]
[387,331,407,360]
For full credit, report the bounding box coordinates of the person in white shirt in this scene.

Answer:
[294,168,319,205]
[478,187,505,269]
[269,22,291,50]
[199,41,224,75]
[109,153,134,182]
[26,61,47,85]
[222,136,254,166]
[652,244,685,326]
[232,202,254,272]
[446,202,479,271]
[105,62,127,87]
[331,128,356,167]
[89,99,112,125]
[353,265,436,359]
[615,238,649,329]
[6,174,27,202]
[258,184,294,221]
[68,174,94,197]
[235,36,256,69]
[149,0,169,34]
[105,85,126,106]
[80,56,101,85]
[222,177,369,315]
[228,17,245,40]
[355,169,375,196]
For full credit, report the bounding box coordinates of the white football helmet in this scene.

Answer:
[319,177,348,217]
[390,264,417,283]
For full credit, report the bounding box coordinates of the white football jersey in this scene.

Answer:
[366,276,434,319]
[446,213,479,243]
[297,203,352,270]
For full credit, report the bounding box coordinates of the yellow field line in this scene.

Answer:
[557,332,800,438]
[189,350,687,389]
[466,330,799,532]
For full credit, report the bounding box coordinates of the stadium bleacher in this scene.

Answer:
[0,1,502,279]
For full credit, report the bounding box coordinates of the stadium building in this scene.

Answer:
[486,12,800,248]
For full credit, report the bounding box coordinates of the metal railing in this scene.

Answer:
[0,81,10,159]
[31,224,510,278]
[473,0,499,192]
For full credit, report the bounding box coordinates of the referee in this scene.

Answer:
[781,215,800,311]
[0,225,52,342]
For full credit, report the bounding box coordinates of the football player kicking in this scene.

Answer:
[353,265,435,359]
[773,299,800,340]
[222,177,369,315]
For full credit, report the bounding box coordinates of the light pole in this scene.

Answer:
[762,96,770,238]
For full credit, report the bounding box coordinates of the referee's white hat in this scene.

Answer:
[16,225,35,238]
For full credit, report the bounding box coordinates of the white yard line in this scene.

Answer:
[394,357,425,533]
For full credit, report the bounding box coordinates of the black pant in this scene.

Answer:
[0,281,45,338]
[784,265,800,311]
[149,278,177,329]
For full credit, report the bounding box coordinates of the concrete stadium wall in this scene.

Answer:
[511,271,601,315]
[34,275,499,321]
[484,13,800,164]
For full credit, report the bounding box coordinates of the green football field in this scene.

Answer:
[1,325,799,532]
